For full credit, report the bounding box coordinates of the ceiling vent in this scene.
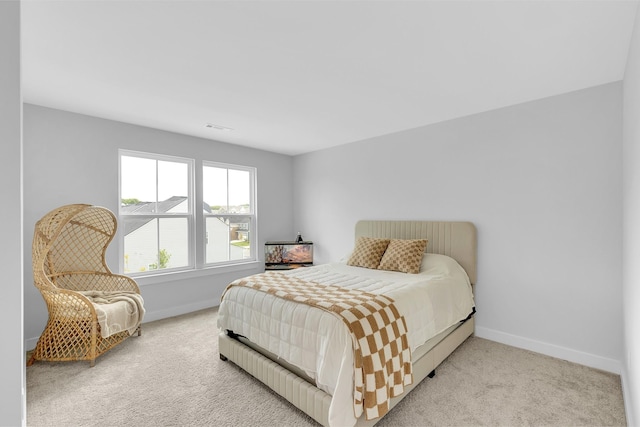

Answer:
[205,123,233,132]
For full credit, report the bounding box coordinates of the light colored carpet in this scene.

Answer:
[26,308,626,427]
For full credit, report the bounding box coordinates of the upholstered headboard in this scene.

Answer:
[354,220,477,285]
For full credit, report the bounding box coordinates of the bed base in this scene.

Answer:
[218,317,474,427]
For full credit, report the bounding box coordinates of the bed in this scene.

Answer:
[218,220,477,426]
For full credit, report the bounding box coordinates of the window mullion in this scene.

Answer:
[155,159,160,269]
[192,158,201,270]
[155,217,160,270]
[155,159,159,213]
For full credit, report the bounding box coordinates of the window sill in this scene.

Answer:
[130,261,262,287]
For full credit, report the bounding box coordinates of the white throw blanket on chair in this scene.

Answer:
[80,291,145,338]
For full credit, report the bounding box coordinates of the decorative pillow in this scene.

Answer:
[378,239,428,274]
[347,237,391,269]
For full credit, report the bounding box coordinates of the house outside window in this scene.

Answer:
[119,150,257,277]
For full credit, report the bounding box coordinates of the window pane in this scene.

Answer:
[123,217,189,272]
[228,169,251,213]
[203,166,228,213]
[121,156,156,205]
[123,218,158,273]
[158,218,189,269]
[158,160,189,213]
[205,216,251,263]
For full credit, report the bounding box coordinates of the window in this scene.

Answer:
[119,151,193,274]
[203,162,256,265]
[119,150,257,277]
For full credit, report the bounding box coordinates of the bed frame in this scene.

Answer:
[219,220,477,426]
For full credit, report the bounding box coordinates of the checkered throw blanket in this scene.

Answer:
[223,271,413,420]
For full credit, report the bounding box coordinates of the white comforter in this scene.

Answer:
[217,253,475,427]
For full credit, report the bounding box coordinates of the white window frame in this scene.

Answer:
[202,161,257,267]
[118,150,258,280]
[118,150,195,276]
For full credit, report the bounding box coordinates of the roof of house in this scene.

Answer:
[122,196,212,235]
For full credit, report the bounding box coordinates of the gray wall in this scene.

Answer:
[293,83,623,373]
[0,1,24,425]
[0,1,25,426]
[623,5,640,426]
[23,104,294,348]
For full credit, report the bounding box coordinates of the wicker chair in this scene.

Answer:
[27,204,143,367]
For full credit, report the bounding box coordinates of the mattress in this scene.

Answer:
[217,253,475,427]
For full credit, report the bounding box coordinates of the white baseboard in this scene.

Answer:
[141,298,219,323]
[475,326,621,374]
[25,299,220,351]
[620,366,636,427]
[25,337,38,352]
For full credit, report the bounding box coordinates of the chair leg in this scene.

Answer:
[90,321,97,367]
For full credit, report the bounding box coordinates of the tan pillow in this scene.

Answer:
[378,239,428,274]
[347,237,390,269]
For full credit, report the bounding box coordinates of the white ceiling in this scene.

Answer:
[21,0,639,156]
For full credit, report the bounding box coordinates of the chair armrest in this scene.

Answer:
[84,273,140,293]
[107,274,141,294]
[43,288,97,320]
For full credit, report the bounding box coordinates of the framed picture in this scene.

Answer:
[265,241,313,266]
